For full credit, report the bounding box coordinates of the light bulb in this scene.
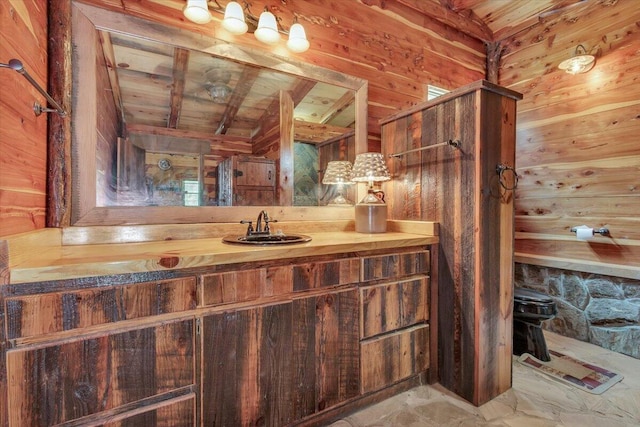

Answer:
[222,1,248,35]
[287,23,309,53]
[183,0,211,24]
[254,11,280,45]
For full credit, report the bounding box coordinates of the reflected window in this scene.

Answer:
[183,180,200,206]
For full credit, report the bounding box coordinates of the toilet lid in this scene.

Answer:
[514,288,553,303]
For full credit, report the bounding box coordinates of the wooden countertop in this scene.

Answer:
[6,222,438,284]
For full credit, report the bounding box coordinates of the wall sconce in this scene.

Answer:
[322,161,354,205]
[558,45,595,74]
[351,153,391,233]
[183,0,310,53]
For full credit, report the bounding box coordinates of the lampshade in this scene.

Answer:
[558,45,595,75]
[254,11,280,45]
[351,152,391,184]
[322,161,353,185]
[183,0,211,24]
[222,1,248,35]
[287,23,310,53]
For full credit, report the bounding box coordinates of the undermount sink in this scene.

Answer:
[222,233,312,245]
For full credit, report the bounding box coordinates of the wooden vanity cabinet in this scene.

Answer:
[1,246,434,426]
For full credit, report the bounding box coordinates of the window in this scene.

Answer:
[427,84,449,101]
[183,180,200,206]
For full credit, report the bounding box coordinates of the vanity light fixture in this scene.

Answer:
[183,0,310,53]
[322,161,354,205]
[183,0,212,24]
[558,44,595,75]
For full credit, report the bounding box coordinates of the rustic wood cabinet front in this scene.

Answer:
[201,288,359,426]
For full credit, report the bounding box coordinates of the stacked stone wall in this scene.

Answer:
[515,263,640,359]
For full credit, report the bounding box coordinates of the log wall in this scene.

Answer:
[499,0,640,278]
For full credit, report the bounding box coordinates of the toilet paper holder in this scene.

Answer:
[570,226,610,236]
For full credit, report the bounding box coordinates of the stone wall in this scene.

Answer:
[515,263,640,359]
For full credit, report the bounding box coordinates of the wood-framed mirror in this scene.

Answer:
[69,1,367,226]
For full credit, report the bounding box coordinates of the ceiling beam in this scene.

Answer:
[98,31,125,124]
[168,48,189,129]
[320,91,355,125]
[215,66,261,135]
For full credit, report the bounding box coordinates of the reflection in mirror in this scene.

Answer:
[96,29,356,208]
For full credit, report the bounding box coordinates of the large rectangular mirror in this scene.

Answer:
[71,2,367,225]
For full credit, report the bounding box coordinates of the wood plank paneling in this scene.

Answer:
[500,0,640,275]
[0,0,48,236]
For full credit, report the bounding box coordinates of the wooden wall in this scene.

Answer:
[0,0,48,236]
[499,1,640,278]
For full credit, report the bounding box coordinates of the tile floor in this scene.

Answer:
[331,331,640,426]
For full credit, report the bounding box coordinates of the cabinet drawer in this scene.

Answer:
[360,277,429,339]
[360,324,429,394]
[293,258,360,291]
[5,277,197,340]
[361,250,429,282]
[7,318,195,426]
[200,266,292,306]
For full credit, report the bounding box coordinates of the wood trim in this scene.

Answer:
[515,253,640,280]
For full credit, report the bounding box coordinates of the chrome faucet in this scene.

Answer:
[241,210,277,236]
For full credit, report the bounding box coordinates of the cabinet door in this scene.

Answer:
[292,289,360,416]
[202,303,293,426]
[6,319,195,426]
[201,289,359,425]
[236,157,275,187]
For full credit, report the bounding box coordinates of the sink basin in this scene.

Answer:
[222,234,312,245]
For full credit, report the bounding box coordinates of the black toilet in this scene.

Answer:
[513,288,557,361]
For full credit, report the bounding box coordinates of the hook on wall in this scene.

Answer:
[0,58,67,117]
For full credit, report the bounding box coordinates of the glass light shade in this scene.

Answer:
[351,153,391,183]
[254,11,280,45]
[558,54,595,74]
[208,83,231,104]
[183,0,211,24]
[323,161,353,205]
[287,23,310,53]
[222,1,248,35]
[558,45,595,75]
[322,161,353,185]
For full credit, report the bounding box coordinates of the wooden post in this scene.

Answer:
[48,0,73,227]
[485,42,503,84]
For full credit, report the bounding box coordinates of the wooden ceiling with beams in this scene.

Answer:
[103,30,356,144]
